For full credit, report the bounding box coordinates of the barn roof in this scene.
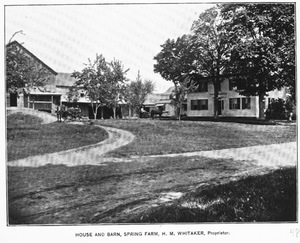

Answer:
[6,41,58,75]
[55,73,77,86]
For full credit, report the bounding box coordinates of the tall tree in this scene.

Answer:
[190,6,232,118]
[125,71,155,116]
[154,35,194,84]
[154,35,197,119]
[221,3,295,119]
[71,54,110,120]
[106,59,129,118]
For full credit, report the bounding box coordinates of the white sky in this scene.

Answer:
[5,3,214,92]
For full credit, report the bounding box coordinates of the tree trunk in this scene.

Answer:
[93,106,98,121]
[177,106,181,120]
[129,106,132,117]
[213,82,219,119]
[113,106,117,119]
[100,106,103,119]
[258,92,265,120]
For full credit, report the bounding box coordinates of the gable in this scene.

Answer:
[6,41,57,76]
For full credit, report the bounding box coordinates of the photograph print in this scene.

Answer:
[5,2,297,226]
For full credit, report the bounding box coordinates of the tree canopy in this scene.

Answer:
[221,3,295,118]
[71,54,129,119]
[154,34,195,85]
[125,71,155,116]
[154,4,295,119]
[189,6,232,118]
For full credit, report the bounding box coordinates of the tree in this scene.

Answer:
[154,35,195,85]
[170,77,198,120]
[154,35,197,119]
[189,6,232,118]
[125,71,155,116]
[221,3,295,119]
[105,59,129,118]
[6,39,53,94]
[66,85,80,103]
[71,54,110,120]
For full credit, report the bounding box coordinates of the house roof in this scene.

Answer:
[24,86,62,95]
[143,86,175,105]
[6,41,58,75]
[55,73,77,86]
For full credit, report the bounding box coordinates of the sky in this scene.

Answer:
[5,3,214,92]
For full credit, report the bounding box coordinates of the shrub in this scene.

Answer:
[265,98,295,120]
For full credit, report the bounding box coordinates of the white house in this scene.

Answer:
[186,78,287,118]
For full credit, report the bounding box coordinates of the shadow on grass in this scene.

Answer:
[128,167,297,223]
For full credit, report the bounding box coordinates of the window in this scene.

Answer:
[229,98,240,109]
[199,99,208,110]
[229,79,237,91]
[196,82,208,92]
[191,99,208,110]
[80,92,85,98]
[242,97,251,109]
[191,100,199,110]
[219,100,224,110]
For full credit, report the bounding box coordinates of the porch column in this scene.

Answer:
[51,95,54,113]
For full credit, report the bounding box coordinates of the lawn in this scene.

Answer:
[7,114,297,224]
[7,112,108,161]
[8,155,296,224]
[95,119,296,157]
[128,167,296,223]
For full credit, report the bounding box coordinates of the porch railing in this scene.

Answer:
[29,101,53,111]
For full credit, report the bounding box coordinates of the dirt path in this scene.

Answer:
[7,108,135,167]
[7,107,296,169]
[144,141,297,169]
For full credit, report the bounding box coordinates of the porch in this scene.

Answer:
[26,93,62,113]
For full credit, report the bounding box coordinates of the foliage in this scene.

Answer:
[170,77,198,120]
[6,41,52,93]
[154,7,232,118]
[190,6,232,118]
[66,85,80,103]
[265,98,294,120]
[221,3,295,118]
[72,54,109,120]
[71,54,128,119]
[154,35,195,85]
[105,59,129,118]
[125,71,155,116]
[153,35,198,119]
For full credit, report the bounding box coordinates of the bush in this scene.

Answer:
[265,98,295,120]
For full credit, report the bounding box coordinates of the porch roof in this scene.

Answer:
[29,92,62,95]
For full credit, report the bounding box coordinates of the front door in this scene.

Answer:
[10,93,18,107]
[218,100,222,115]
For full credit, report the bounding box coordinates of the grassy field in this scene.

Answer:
[8,156,296,224]
[7,112,108,161]
[7,114,297,224]
[128,167,296,223]
[95,119,296,157]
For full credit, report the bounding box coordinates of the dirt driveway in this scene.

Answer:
[7,109,297,224]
